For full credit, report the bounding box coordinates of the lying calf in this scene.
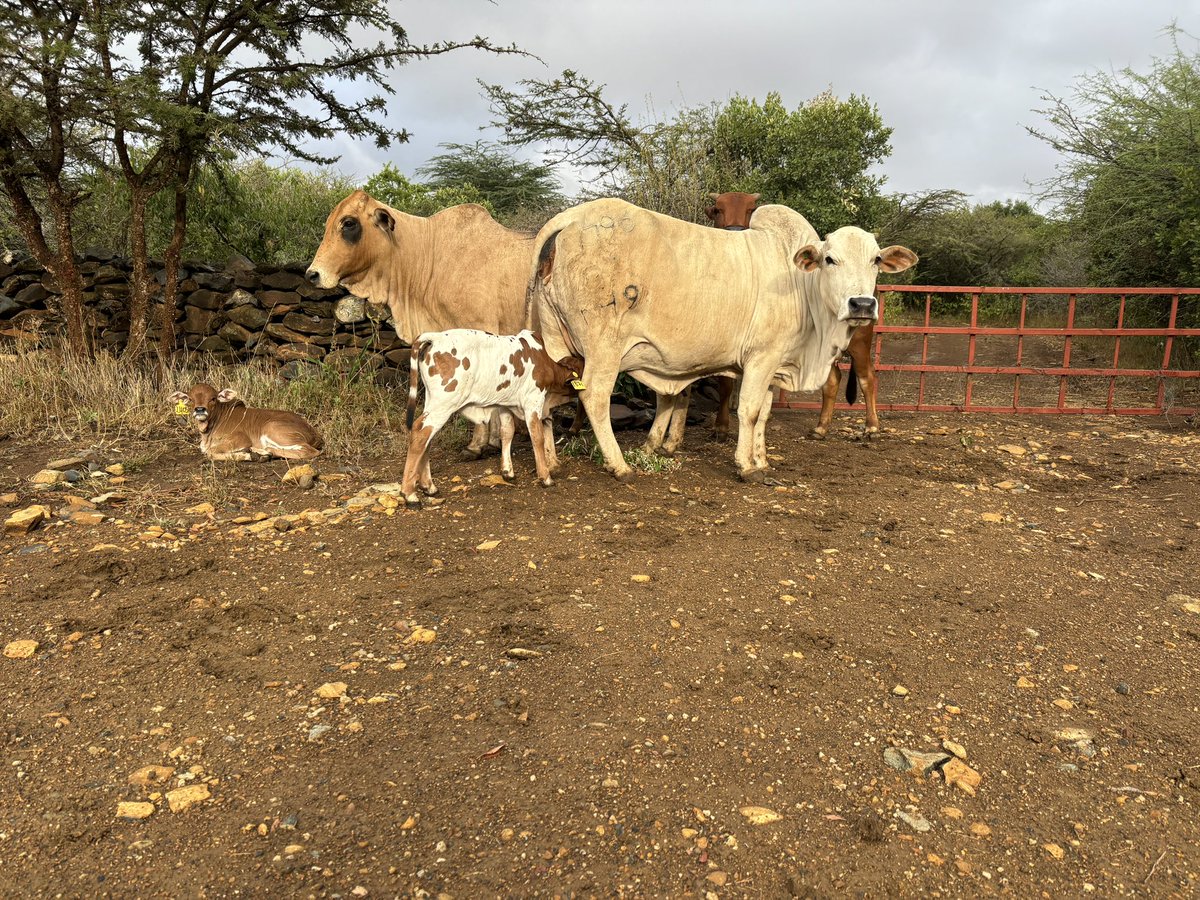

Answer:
[169,383,324,461]
[404,329,584,506]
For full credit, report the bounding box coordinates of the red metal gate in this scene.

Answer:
[776,286,1200,416]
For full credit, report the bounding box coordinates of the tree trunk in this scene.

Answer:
[123,188,150,360]
[48,188,89,357]
[157,176,189,365]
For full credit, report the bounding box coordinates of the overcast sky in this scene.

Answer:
[310,1,1196,211]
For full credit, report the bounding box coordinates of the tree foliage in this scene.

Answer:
[418,141,562,219]
[482,70,640,177]
[484,72,893,232]
[1029,26,1200,286]
[890,199,1053,288]
[362,163,496,218]
[711,91,893,234]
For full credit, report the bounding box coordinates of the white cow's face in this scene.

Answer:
[794,227,917,326]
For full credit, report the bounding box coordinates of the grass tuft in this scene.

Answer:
[558,432,681,474]
[0,347,411,461]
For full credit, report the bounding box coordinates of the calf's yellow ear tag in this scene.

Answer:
[174,400,190,416]
[569,373,587,391]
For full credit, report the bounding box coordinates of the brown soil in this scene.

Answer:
[2,411,1199,898]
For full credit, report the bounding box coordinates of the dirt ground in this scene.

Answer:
[2,408,1199,898]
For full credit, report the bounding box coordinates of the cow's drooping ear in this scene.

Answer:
[373,207,395,232]
[704,205,719,222]
[794,245,822,272]
[216,388,239,403]
[168,390,188,403]
[878,245,919,274]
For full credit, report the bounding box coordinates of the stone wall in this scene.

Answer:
[0,251,408,383]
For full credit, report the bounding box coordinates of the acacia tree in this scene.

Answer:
[2,0,525,360]
[1029,26,1200,286]
[418,141,563,220]
[0,0,104,355]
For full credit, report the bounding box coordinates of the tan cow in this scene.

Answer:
[531,198,916,482]
[305,191,534,457]
[169,383,323,461]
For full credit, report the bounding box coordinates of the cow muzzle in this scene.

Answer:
[192,406,209,423]
[305,268,322,286]
[842,295,878,325]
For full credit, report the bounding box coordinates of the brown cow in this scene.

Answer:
[703,192,760,442]
[705,192,883,442]
[305,191,534,458]
[169,383,323,460]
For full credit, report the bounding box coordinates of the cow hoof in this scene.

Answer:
[808,429,827,441]
[712,430,730,444]
[540,477,555,488]
[501,471,515,481]
[460,447,484,461]
[864,428,879,441]
[614,469,635,484]
[739,468,767,484]
[405,497,422,509]
[655,446,676,459]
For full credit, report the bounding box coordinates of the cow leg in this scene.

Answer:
[579,361,633,482]
[661,387,690,456]
[487,408,504,451]
[268,443,321,460]
[567,398,586,436]
[209,449,253,462]
[402,412,443,507]
[525,410,553,487]
[849,327,879,438]
[751,387,773,471]
[644,392,679,455]
[542,416,562,473]
[462,420,491,460]
[498,411,517,480]
[733,368,775,482]
[811,363,840,439]
[713,376,735,442]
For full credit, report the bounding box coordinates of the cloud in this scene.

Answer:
[308,0,1195,209]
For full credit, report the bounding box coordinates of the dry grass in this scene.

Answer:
[0,348,411,462]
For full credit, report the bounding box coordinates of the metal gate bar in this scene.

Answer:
[776,286,1200,416]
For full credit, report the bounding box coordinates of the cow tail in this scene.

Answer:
[526,229,562,330]
[846,358,859,405]
[406,341,429,430]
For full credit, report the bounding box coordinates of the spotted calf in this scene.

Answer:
[403,329,584,506]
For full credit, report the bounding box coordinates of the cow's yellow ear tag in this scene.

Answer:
[174,400,190,416]
[570,377,587,391]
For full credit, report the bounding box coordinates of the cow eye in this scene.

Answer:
[875,255,883,265]
[824,255,836,266]
[340,217,362,243]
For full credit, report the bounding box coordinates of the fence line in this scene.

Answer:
[775,285,1200,416]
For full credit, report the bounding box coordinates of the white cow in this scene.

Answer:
[530,199,916,481]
